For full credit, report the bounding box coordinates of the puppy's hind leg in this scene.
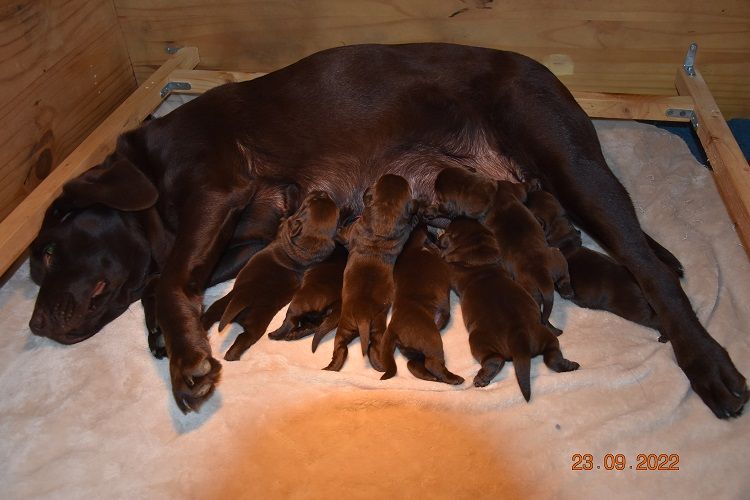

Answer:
[424,357,465,385]
[201,293,232,331]
[323,326,357,371]
[541,330,580,373]
[550,248,574,299]
[224,309,277,361]
[310,302,342,351]
[473,355,506,387]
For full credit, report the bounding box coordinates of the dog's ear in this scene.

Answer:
[362,187,373,207]
[62,156,158,211]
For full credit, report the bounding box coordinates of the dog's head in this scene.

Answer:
[280,190,340,263]
[437,217,501,267]
[433,167,496,219]
[361,174,416,238]
[28,149,160,344]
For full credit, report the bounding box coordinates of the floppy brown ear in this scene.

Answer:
[362,187,373,207]
[287,217,303,239]
[62,156,158,211]
[280,183,301,217]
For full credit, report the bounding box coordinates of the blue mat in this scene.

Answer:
[647,119,749,167]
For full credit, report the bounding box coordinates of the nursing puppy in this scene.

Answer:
[526,190,665,341]
[440,218,579,400]
[202,191,340,361]
[379,225,463,385]
[267,244,348,346]
[324,174,417,371]
[433,167,572,334]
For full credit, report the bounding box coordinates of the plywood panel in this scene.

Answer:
[114,0,750,117]
[0,0,137,220]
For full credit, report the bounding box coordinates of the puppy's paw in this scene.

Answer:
[148,328,167,359]
[556,279,575,300]
[170,355,221,414]
[678,343,749,419]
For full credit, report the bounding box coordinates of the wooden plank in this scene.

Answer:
[0,48,200,278]
[168,69,695,122]
[676,66,750,255]
[0,0,138,220]
[113,0,750,117]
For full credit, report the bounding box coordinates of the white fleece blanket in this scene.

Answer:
[1,120,749,499]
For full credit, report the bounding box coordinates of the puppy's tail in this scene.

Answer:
[358,318,371,357]
[379,327,398,380]
[513,350,532,402]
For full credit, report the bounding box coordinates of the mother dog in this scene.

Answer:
[27,43,747,417]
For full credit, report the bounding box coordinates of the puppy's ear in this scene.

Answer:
[62,156,158,211]
[281,183,302,217]
[334,223,354,247]
[362,187,373,207]
[287,217,303,239]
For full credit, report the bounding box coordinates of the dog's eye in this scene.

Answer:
[43,243,55,267]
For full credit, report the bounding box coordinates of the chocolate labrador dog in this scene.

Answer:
[440,218,579,399]
[379,225,463,385]
[202,191,339,363]
[323,174,416,372]
[526,190,665,341]
[28,43,746,417]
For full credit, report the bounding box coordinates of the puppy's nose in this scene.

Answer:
[29,310,48,336]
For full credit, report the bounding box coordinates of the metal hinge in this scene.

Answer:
[160,81,192,98]
[683,42,697,76]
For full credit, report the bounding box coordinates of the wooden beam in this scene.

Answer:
[0,47,200,278]
[676,66,750,255]
[167,69,694,122]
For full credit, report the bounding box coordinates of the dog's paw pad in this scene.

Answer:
[171,357,221,414]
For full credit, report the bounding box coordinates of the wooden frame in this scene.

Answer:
[0,46,746,279]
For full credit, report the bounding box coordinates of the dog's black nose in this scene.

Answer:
[29,310,48,336]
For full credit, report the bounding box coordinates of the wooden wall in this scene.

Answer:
[114,0,750,118]
[0,0,137,221]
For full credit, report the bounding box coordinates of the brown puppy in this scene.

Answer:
[323,174,417,371]
[379,225,463,385]
[267,244,348,346]
[526,190,665,342]
[202,191,340,361]
[440,218,579,400]
[433,167,572,334]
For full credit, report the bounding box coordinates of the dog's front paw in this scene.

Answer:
[678,341,748,419]
[170,354,222,414]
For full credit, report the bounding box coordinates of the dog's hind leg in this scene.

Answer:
[492,79,747,417]
[324,325,358,371]
[224,309,278,361]
[644,231,683,278]
[473,355,506,387]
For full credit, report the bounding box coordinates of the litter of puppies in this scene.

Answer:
[203,168,659,401]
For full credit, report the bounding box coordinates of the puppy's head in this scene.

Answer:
[525,190,564,234]
[362,174,415,238]
[437,217,501,267]
[281,190,340,260]
[433,167,496,219]
[494,180,531,205]
[29,145,158,344]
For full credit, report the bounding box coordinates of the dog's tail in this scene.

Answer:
[379,326,398,380]
[513,343,532,402]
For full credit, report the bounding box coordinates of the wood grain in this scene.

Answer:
[0,48,200,278]
[676,67,750,255]
[113,0,750,117]
[0,0,137,221]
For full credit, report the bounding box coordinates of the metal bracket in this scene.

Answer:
[666,108,699,128]
[160,81,192,98]
[683,42,697,76]
[165,45,182,55]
